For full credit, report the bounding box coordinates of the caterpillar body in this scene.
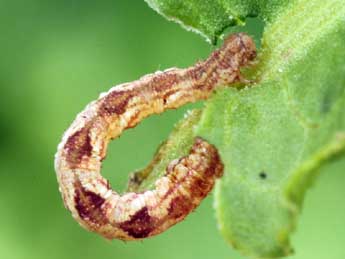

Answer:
[54,33,256,240]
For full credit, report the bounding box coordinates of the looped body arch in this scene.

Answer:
[54,33,256,240]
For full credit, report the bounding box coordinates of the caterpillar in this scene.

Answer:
[54,33,256,240]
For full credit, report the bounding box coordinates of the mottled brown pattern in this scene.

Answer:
[151,72,179,92]
[188,177,211,199]
[148,137,224,230]
[183,137,224,199]
[100,90,134,116]
[74,181,108,226]
[55,33,256,240]
[188,65,206,81]
[119,207,156,238]
[167,195,194,220]
[198,139,224,179]
[64,127,92,167]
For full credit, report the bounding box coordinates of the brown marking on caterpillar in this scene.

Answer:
[55,33,256,240]
[74,180,107,226]
[100,90,134,116]
[118,207,156,238]
[168,195,194,220]
[151,72,179,92]
[189,66,206,81]
[64,126,92,168]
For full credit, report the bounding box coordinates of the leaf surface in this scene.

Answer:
[195,0,345,257]
[143,0,345,257]
[145,0,291,43]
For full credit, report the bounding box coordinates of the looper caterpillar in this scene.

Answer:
[54,33,256,240]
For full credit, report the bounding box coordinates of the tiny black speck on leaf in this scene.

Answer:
[259,172,267,179]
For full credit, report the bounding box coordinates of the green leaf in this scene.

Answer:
[145,0,291,43]
[142,0,345,257]
[195,0,345,257]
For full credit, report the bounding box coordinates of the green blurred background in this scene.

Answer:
[0,1,344,259]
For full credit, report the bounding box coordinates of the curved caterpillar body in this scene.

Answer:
[54,33,256,240]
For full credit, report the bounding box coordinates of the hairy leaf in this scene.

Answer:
[145,0,291,43]
[195,0,345,257]
[142,0,345,257]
